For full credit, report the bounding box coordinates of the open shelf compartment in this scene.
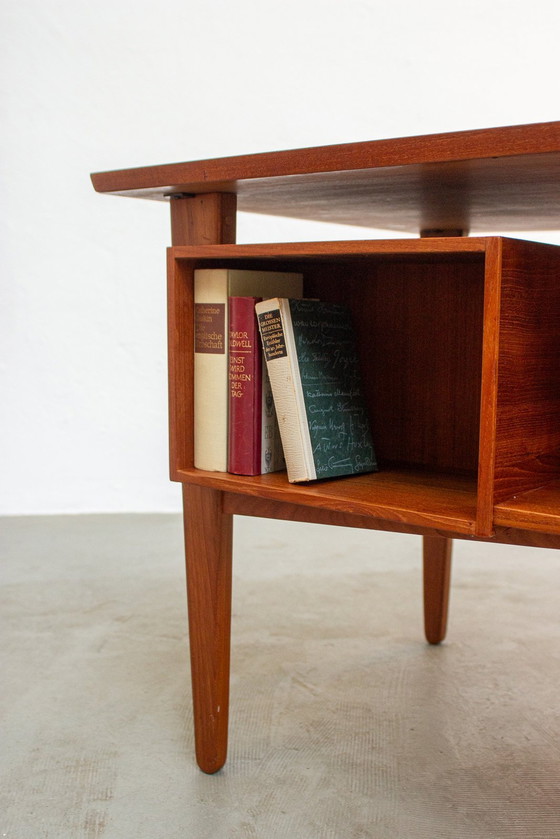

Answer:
[491,238,560,534]
[167,237,560,537]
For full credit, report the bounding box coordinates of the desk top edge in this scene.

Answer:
[91,120,560,196]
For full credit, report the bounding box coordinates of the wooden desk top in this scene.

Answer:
[91,121,560,234]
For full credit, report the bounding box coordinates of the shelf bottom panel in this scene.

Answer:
[494,480,560,534]
[175,466,478,535]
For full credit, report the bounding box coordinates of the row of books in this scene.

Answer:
[193,269,377,483]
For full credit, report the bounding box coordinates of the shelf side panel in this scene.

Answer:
[168,254,195,477]
[475,239,502,536]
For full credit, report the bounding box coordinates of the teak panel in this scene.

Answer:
[91,121,560,233]
[176,466,478,535]
[494,481,560,534]
[474,238,503,536]
[167,256,194,477]
[223,492,560,549]
[301,258,484,473]
[494,239,560,503]
[323,260,483,475]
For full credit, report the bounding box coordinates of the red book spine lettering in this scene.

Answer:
[228,297,263,475]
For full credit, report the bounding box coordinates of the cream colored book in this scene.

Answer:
[194,269,303,471]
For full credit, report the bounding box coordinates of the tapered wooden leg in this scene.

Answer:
[423,535,452,645]
[182,484,233,773]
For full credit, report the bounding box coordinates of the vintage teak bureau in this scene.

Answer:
[92,121,560,773]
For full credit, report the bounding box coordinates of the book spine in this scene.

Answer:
[194,270,229,472]
[228,297,262,475]
[256,298,316,482]
[194,269,303,473]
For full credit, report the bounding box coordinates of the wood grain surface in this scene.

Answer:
[91,121,560,233]
[182,484,232,773]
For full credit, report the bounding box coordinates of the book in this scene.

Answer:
[194,269,303,471]
[228,297,284,475]
[255,298,377,483]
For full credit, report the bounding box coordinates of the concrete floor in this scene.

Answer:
[2,514,560,839]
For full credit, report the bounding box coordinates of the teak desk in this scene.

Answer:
[92,121,560,773]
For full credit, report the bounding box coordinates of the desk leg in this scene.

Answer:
[182,484,233,773]
[423,535,452,644]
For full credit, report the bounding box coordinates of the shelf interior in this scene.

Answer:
[494,481,560,534]
[168,242,487,536]
[301,254,484,477]
[174,245,486,475]
[168,237,560,538]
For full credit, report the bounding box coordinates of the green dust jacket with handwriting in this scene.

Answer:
[257,298,377,482]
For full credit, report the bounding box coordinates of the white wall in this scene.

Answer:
[2,0,560,514]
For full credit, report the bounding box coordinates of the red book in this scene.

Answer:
[228,297,284,475]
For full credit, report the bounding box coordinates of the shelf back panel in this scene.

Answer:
[493,239,560,503]
[304,258,484,475]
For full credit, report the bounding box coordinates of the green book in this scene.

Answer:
[255,298,377,482]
